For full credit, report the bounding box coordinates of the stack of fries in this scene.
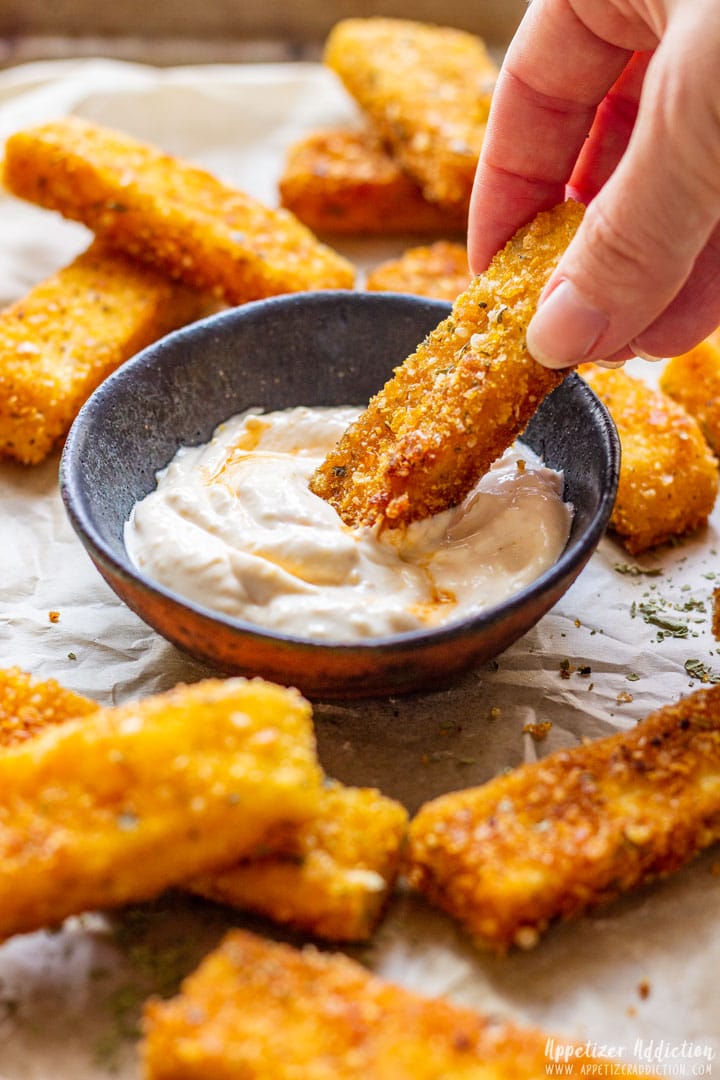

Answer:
[279,17,498,240]
[0,115,354,465]
[0,668,407,946]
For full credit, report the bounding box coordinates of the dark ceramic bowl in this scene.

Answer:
[61,291,619,699]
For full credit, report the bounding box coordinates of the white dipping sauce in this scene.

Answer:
[124,406,573,642]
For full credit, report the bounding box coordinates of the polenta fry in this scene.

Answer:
[311,200,582,528]
[190,781,408,942]
[659,329,720,456]
[2,117,354,304]
[0,241,210,465]
[581,365,718,553]
[324,18,497,208]
[0,677,322,942]
[0,667,98,747]
[279,128,468,235]
[0,669,406,942]
[142,929,632,1079]
[366,240,471,301]
[405,685,720,953]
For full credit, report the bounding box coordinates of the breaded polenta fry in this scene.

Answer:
[279,129,468,235]
[190,781,408,941]
[0,241,210,465]
[2,117,354,303]
[143,929,630,1079]
[0,668,405,942]
[659,329,720,456]
[0,667,98,747]
[366,240,471,301]
[311,200,581,527]
[0,677,322,942]
[581,365,718,553]
[405,685,720,953]
[324,18,497,208]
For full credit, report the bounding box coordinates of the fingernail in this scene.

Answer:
[527,279,609,369]
[629,342,665,362]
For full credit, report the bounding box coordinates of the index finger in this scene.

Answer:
[468,0,633,273]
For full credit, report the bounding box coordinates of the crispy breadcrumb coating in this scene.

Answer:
[311,200,582,527]
[660,329,720,456]
[0,667,97,746]
[0,669,405,942]
[191,781,408,941]
[142,928,626,1079]
[582,365,718,553]
[279,128,468,235]
[405,685,720,952]
[2,117,354,304]
[0,241,210,465]
[0,677,322,941]
[366,240,470,301]
[324,18,497,208]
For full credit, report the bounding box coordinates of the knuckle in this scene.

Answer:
[580,200,681,289]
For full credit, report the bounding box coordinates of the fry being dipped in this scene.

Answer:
[311,200,583,527]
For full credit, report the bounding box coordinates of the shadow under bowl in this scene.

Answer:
[60,290,619,700]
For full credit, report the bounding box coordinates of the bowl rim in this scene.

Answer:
[60,290,620,658]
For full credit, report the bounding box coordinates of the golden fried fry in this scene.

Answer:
[581,365,718,553]
[659,329,720,456]
[142,928,624,1079]
[405,685,720,952]
[0,667,98,747]
[366,240,470,301]
[2,117,354,304]
[311,200,582,527]
[0,241,209,465]
[0,669,405,942]
[324,18,497,208]
[190,781,408,941]
[279,128,468,235]
[0,677,322,941]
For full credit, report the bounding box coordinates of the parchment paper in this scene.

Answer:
[0,58,717,1079]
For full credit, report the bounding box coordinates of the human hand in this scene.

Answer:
[468,0,720,368]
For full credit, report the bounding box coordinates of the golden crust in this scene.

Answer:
[311,200,581,527]
[0,669,404,942]
[141,928,620,1079]
[0,240,210,465]
[0,677,322,941]
[2,117,354,304]
[324,18,497,208]
[405,685,720,952]
[581,365,718,553]
[0,667,98,747]
[659,329,720,456]
[366,241,470,301]
[191,781,408,941]
[279,128,468,235]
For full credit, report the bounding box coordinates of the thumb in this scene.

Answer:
[526,21,720,369]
